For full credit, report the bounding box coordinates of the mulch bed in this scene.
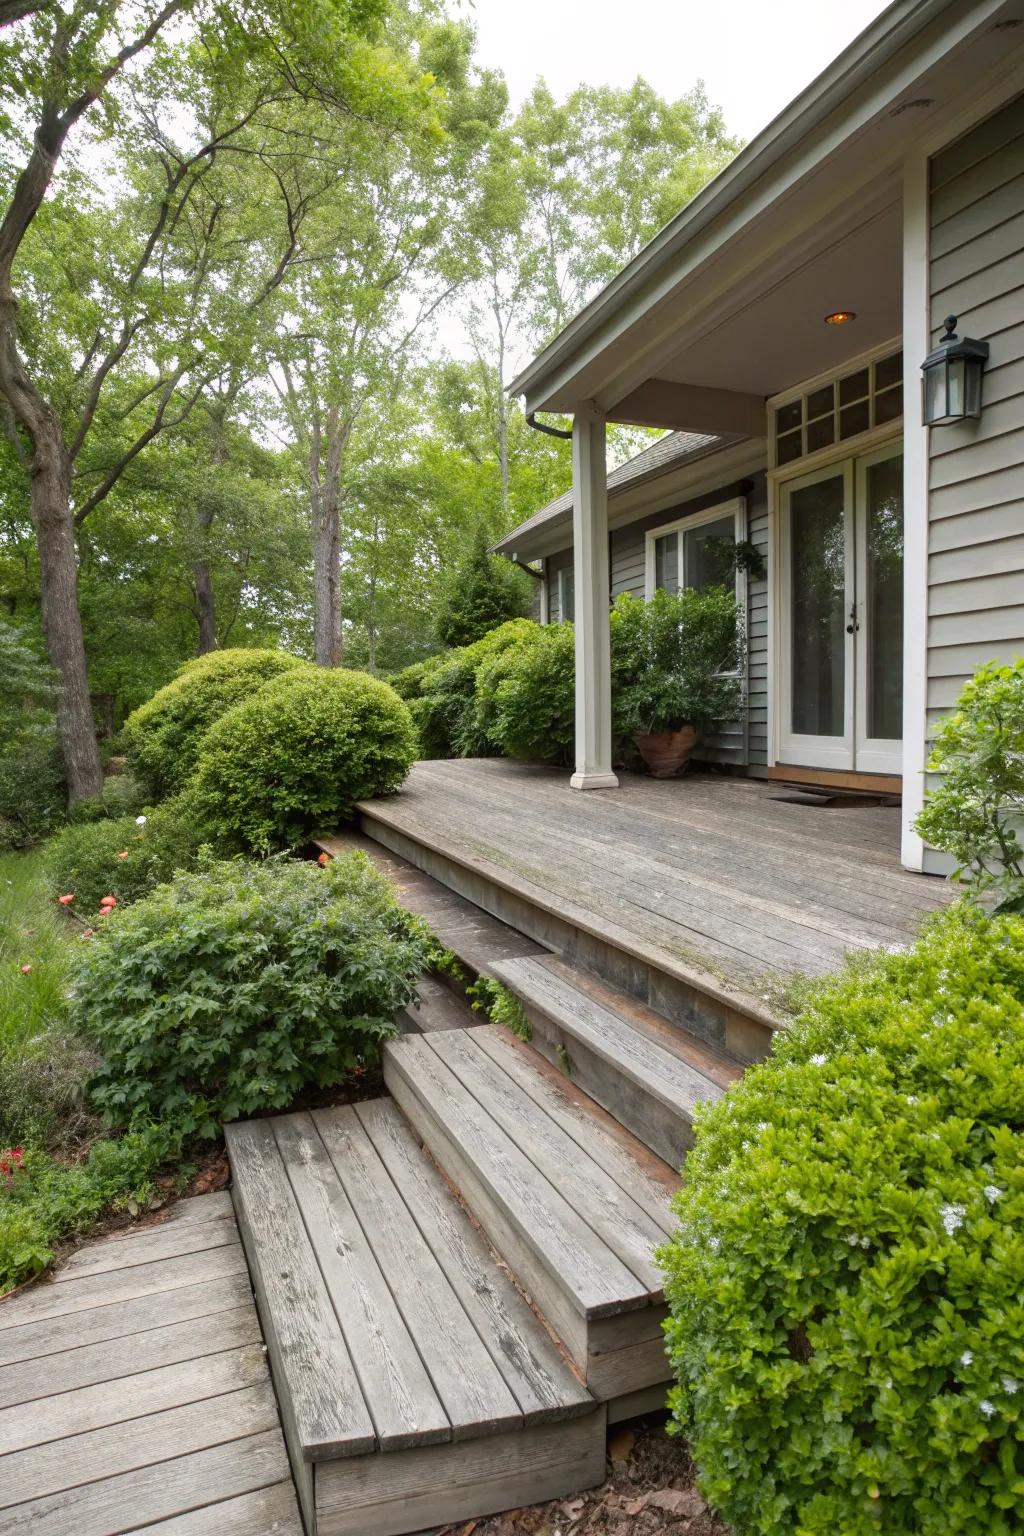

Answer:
[438,1418,728,1536]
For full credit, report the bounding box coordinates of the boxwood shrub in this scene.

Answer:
[404,620,542,760]
[192,668,416,851]
[71,853,433,1138]
[475,622,576,766]
[122,647,308,800]
[660,904,1024,1536]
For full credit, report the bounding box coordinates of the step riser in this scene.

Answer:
[362,812,774,1064]
[515,999,692,1170]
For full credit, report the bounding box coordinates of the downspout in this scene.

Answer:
[526,411,573,440]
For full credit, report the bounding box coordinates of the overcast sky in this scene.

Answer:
[466,0,894,142]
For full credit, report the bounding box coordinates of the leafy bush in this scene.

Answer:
[192,668,416,851]
[71,853,433,1138]
[916,659,1024,913]
[122,647,308,800]
[45,799,203,914]
[387,655,448,701]
[476,622,576,766]
[414,619,543,758]
[0,1125,182,1293]
[434,523,534,648]
[66,772,148,824]
[612,586,744,737]
[0,622,65,849]
[660,904,1024,1536]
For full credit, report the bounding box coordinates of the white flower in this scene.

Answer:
[135,814,147,826]
[1002,1376,1019,1394]
[757,1121,769,1132]
[984,1185,1003,1204]
[906,1094,918,1105]
[846,1233,861,1246]
[940,1203,965,1236]
[960,1350,973,1367]
[809,1053,827,1066]
[708,1236,720,1252]
[979,1400,996,1419]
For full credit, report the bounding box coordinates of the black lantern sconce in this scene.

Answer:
[921,315,989,425]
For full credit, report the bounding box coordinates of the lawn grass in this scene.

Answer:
[0,844,73,1056]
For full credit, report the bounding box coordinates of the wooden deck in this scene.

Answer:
[359,759,951,1030]
[0,1191,302,1536]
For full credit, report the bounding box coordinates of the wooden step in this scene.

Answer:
[400,974,479,1034]
[225,1102,602,1536]
[382,1027,679,1403]
[489,954,743,1167]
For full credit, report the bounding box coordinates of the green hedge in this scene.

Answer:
[122,647,307,800]
[408,620,543,759]
[474,622,575,766]
[192,668,416,851]
[660,904,1024,1536]
[71,853,432,1138]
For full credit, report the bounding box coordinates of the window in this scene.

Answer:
[645,498,746,601]
[773,348,903,467]
[558,566,575,622]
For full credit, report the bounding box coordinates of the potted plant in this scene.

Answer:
[611,587,745,777]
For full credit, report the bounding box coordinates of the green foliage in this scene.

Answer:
[122,648,308,801]
[434,525,534,648]
[475,622,576,766]
[660,904,1024,1536]
[386,653,448,701]
[0,1126,184,1295]
[71,853,432,1138]
[192,668,417,852]
[0,623,64,849]
[66,773,147,825]
[44,800,203,916]
[466,975,531,1040]
[412,619,543,758]
[915,660,1024,913]
[611,586,744,738]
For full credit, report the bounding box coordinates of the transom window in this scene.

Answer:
[773,349,903,467]
[645,498,745,600]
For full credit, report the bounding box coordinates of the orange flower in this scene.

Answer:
[58,893,75,905]
[318,851,331,866]
[116,851,129,861]
[99,895,117,909]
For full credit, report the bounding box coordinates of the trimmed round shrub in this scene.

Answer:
[387,655,447,702]
[44,798,203,915]
[414,619,544,759]
[475,621,575,765]
[660,905,1024,1536]
[192,668,417,851]
[122,648,308,800]
[71,854,433,1138]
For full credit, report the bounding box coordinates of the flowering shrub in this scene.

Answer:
[71,853,432,1138]
[915,659,1024,913]
[122,647,307,799]
[191,668,416,852]
[44,801,202,914]
[660,904,1024,1536]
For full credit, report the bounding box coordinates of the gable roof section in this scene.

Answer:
[492,429,732,556]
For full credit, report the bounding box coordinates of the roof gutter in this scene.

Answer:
[508,0,953,404]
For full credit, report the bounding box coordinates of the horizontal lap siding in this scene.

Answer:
[927,93,1024,724]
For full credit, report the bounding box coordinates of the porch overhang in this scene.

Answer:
[510,0,1024,432]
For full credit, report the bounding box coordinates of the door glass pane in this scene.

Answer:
[683,515,735,591]
[790,476,846,737]
[865,454,903,740]
[654,533,678,592]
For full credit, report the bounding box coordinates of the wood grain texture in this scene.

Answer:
[312,1104,523,1442]
[55,1213,237,1282]
[355,1097,594,1427]
[224,1116,376,1461]
[133,1482,304,1535]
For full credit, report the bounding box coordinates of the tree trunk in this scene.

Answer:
[310,405,345,667]
[193,550,217,653]
[30,409,103,801]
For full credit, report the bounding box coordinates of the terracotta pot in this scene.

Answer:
[633,724,698,778]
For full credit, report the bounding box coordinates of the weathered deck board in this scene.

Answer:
[356,761,950,1007]
[0,1192,301,1536]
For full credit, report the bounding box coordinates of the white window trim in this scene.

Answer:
[643,496,746,601]
[557,564,575,623]
[768,337,904,472]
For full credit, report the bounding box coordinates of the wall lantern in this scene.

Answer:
[921,314,989,424]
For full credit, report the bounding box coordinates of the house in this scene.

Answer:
[502,0,1024,875]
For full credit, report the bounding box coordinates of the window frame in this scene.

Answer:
[557,564,575,623]
[643,496,747,603]
[769,338,904,471]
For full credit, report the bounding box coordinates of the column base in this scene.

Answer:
[569,770,620,791]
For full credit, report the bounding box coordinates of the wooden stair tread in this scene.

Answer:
[226,1102,592,1468]
[383,1031,674,1323]
[402,975,479,1033]
[490,954,738,1119]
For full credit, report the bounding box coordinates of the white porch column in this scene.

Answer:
[570,403,619,791]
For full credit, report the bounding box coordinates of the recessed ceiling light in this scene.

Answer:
[891,98,935,116]
[824,311,857,326]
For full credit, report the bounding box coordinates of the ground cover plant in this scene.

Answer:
[72,853,433,1139]
[660,903,1024,1536]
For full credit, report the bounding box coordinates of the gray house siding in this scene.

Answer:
[925,91,1024,872]
[539,472,768,768]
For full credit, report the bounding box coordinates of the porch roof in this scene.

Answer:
[510,0,1023,434]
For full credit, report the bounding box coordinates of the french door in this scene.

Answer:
[778,444,904,774]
